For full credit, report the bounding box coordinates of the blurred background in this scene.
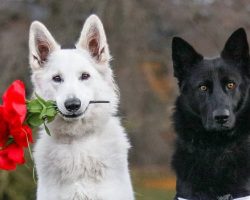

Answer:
[1,0,250,199]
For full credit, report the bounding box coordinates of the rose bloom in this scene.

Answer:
[0,80,33,170]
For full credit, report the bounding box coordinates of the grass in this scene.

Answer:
[135,186,175,200]
[0,166,176,200]
[132,167,176,200]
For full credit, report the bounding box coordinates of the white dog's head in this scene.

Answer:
[29,15,118,125]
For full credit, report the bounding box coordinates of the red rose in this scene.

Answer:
[2,80,33,147]
[3,80,27,126]
[0,80,57,171]
[0,143,25,170]
[0,106,8,148]
[0,80,33,170]
[10,125,33,147]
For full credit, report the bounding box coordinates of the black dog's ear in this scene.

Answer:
[221,28,249,61]
[172,37,203,80]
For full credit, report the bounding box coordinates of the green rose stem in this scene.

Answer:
[25,94,57,183]
[89,101,110,104]
[26,95,110,136]
[23,127,37,183]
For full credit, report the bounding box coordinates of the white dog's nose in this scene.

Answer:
[64,98,81,112]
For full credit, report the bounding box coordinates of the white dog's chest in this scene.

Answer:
[35,135,110,183]
[34,118,132,200]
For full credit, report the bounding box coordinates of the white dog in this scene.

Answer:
[29,15,134,200]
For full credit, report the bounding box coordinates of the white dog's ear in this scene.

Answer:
[76,15,111,63]
[29,21,60,69]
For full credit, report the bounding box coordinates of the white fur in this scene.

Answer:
[29,15,134,200]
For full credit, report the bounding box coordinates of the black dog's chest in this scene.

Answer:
[172,140,250,198]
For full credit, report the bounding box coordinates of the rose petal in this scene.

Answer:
[0,156,16,170]
[6,143,25,164]
[10,127,27,147]
[2,80,27,124]
[0,106,9,147]
[10,125,33,147]
[0,143,24,170]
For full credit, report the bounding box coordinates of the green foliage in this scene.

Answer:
[26,94,58,136]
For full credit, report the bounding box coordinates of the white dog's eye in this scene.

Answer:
[80,73,90,80]
[52,75,63,83]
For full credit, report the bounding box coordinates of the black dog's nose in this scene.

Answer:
[213,109,230,124]
[64,98,81,112]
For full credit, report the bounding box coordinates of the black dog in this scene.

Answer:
[171,28,250,200]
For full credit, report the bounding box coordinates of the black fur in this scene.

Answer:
[171,28,250,200]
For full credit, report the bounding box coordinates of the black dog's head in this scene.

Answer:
[172,28,250,132]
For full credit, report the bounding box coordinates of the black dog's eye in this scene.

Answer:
[80,73,90,80]
[226,82,236,90]
[199,85,208,92]
[52,75,63,83]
